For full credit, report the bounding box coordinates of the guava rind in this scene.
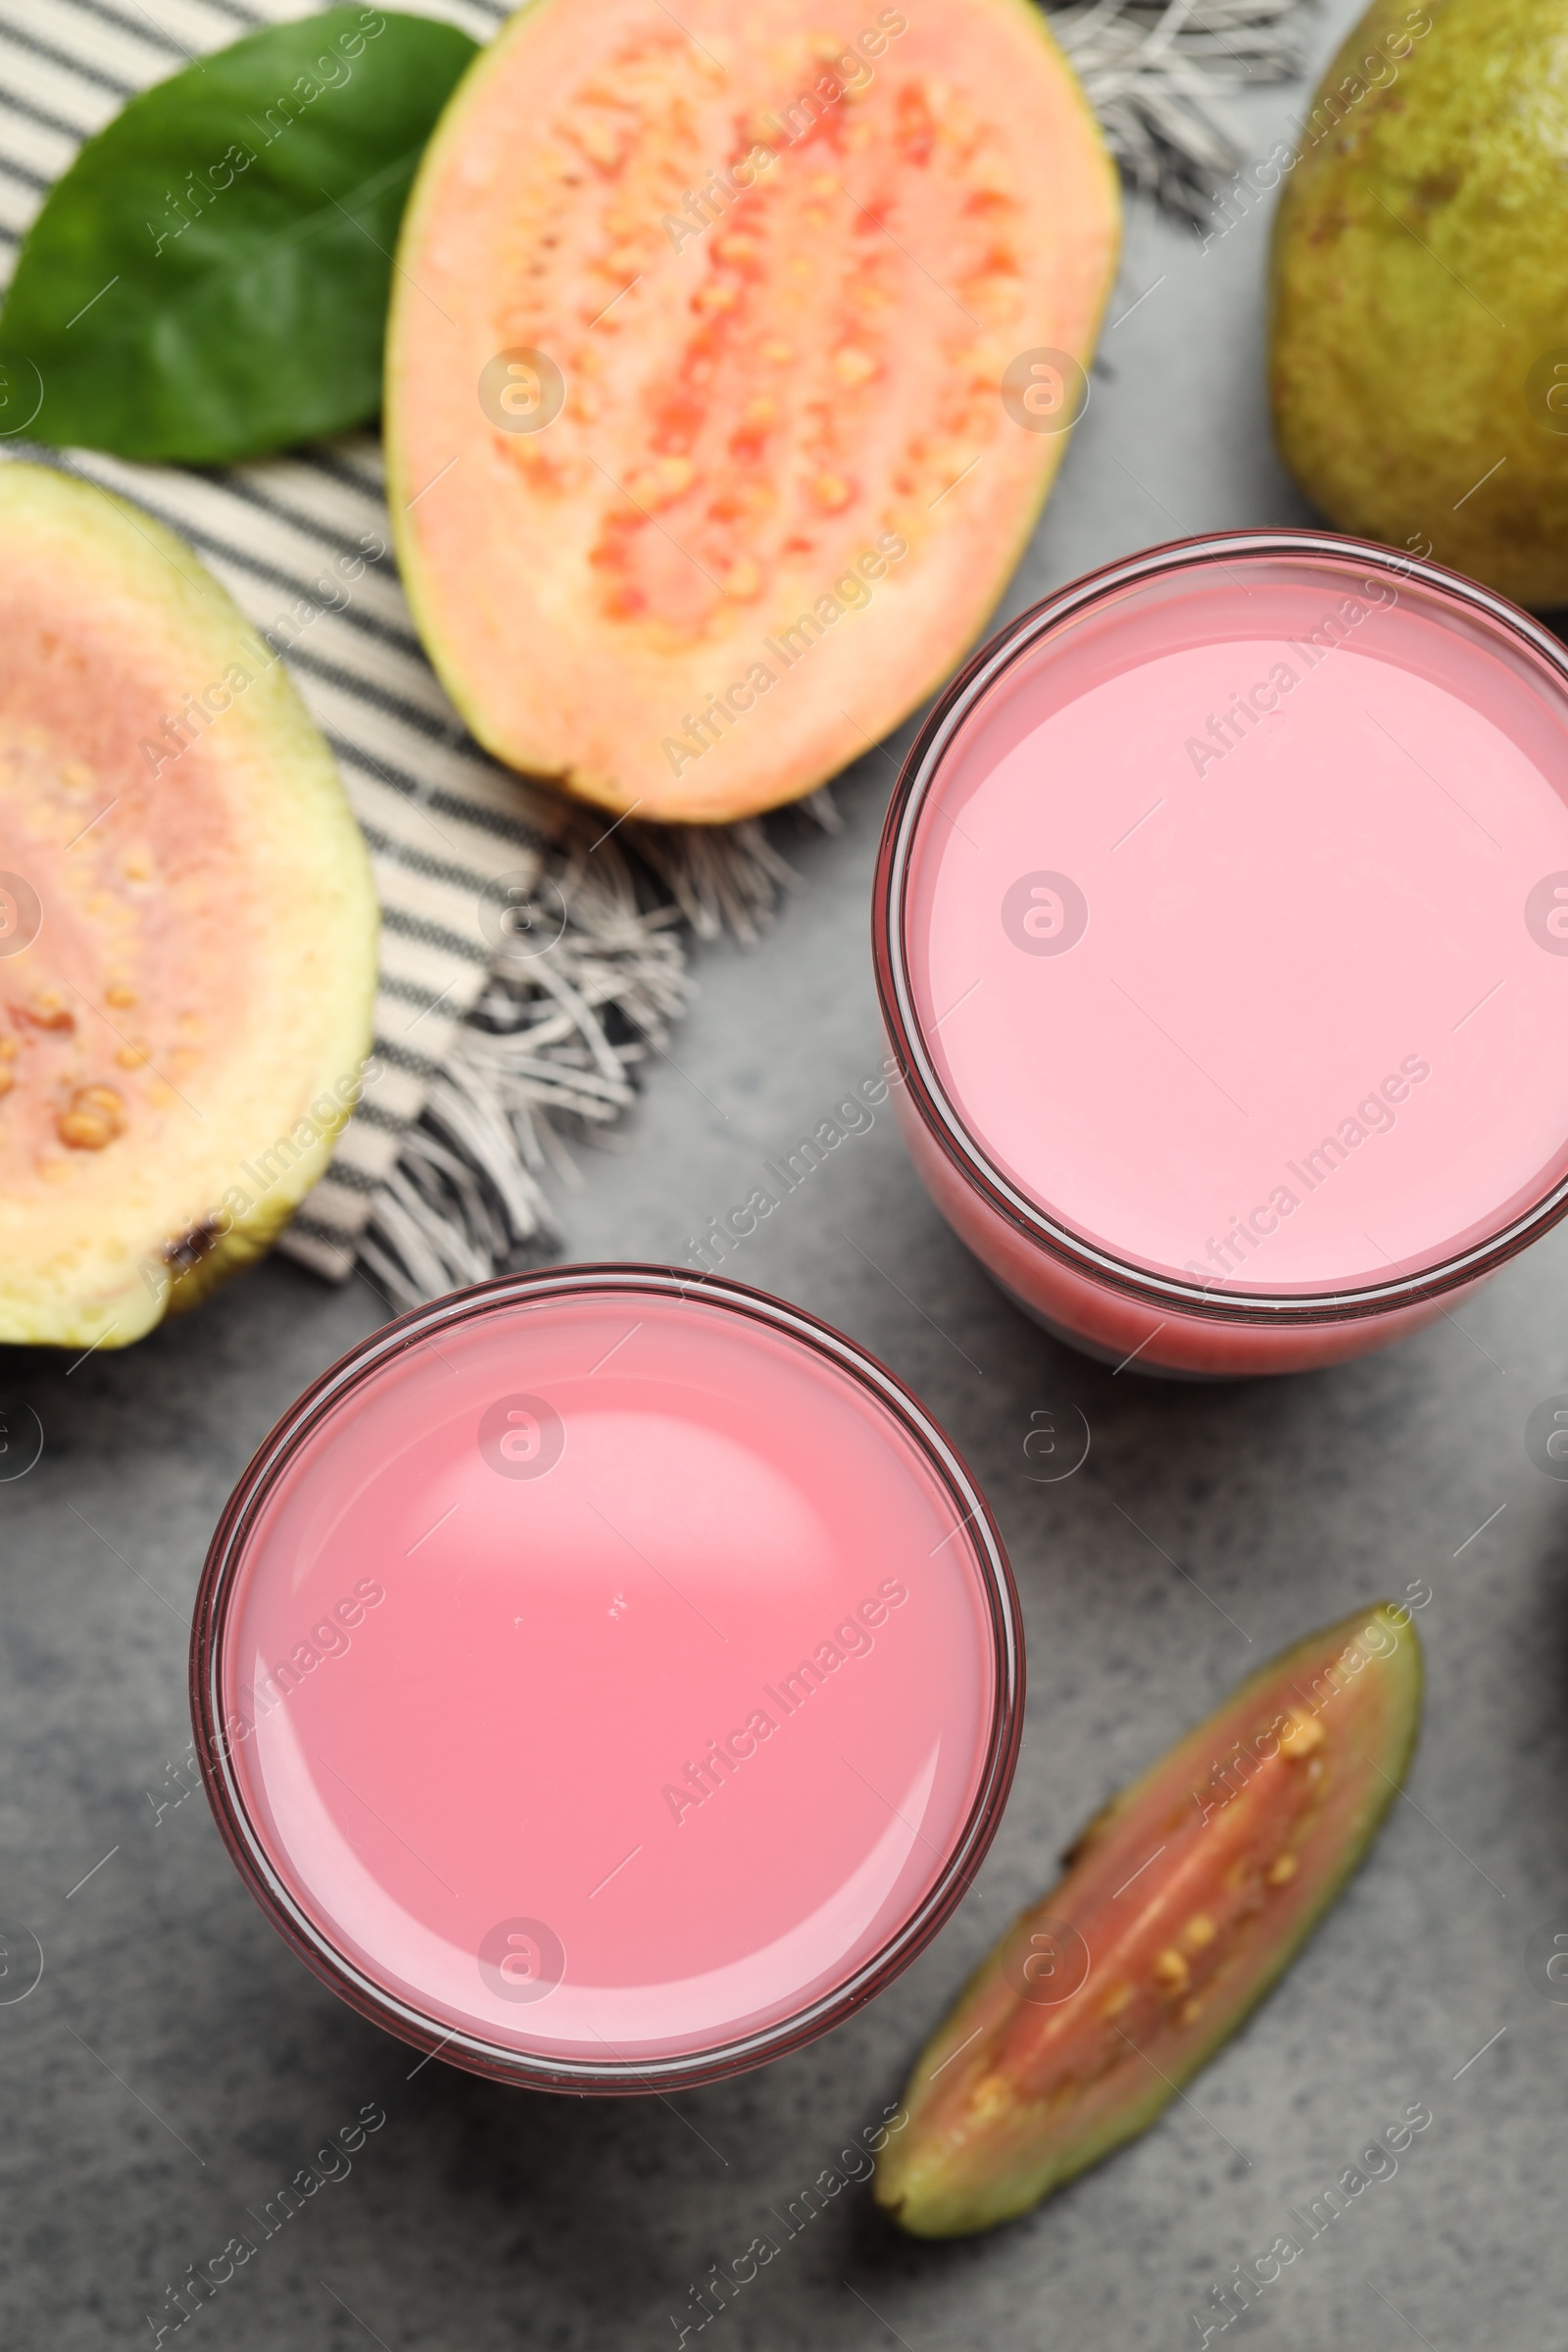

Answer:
[0,463,378,1348]
[875,1601,1423,2236]
[1270,0,1568,609]
[386,0,1120,822]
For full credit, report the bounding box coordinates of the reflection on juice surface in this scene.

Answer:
[206,1275,1017,2080]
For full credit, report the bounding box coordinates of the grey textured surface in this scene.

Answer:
[5,7,1564,2346]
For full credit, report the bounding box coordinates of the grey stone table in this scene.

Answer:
[5,7,1564,2345]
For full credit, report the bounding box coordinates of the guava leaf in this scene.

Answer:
[0,7,477,464]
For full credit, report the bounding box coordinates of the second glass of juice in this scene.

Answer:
[875,532,1568,1376]
[192,1266,1022,2089]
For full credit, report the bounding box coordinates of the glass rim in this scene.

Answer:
[189,1261,1024,2094]
[873,526,1568,1328]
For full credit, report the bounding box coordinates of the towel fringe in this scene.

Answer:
[1048,0,1315,221]
[356,797,833,1309]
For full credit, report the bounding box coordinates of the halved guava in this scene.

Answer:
[875,1601,1423,2236]
[0,464,377,1350]
[386,0,1120,822]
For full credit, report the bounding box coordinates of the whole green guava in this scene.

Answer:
[1271,0,1568,609]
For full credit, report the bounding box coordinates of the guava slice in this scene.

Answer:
[874,1601,1423,2236]
[386,0,1120,822]
[0,463,378,1349]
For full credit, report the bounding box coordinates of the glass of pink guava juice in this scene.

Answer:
[875,531,1568,1378]
[191,1266,1021,2091]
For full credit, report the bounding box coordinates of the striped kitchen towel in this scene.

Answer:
[0,0,808,1308]
[0,0,1309,1305]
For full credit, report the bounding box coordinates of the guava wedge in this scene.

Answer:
[0,463,377,1350]
[386,0,1120,823]
[874,1601,1423,2237]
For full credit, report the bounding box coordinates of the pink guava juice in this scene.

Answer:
[191,1268,1021,2090]
[874,533,1568,1377]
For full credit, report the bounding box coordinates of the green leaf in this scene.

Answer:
[0,7,478,465]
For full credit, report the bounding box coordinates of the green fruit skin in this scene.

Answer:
[1271,0,1568,609]
[874,1602,1424,2237]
